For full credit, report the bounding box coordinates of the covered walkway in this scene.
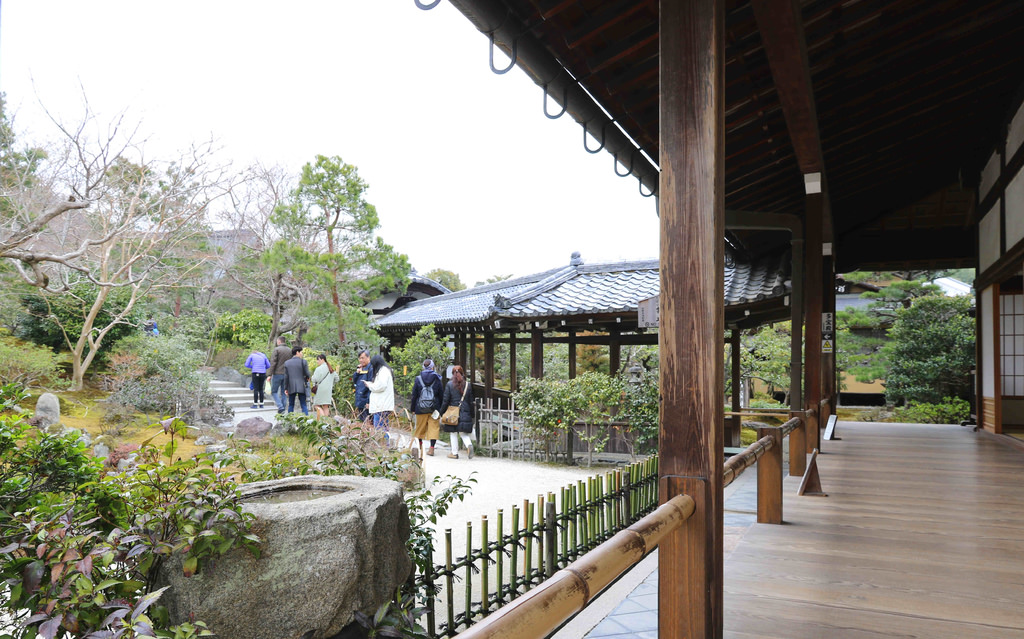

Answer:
[587,421,1024,638]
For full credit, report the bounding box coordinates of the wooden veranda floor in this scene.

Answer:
[724,421,1024,638]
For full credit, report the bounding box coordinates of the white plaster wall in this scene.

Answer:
[979,209,1001,272]
[980,150,1001,202]
[365,292,402,310]
[982,286,995,396]
[1006,169,1024,249]
[1010,100,1024,160]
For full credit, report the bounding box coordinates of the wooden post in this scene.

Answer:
[469,332,478,383]
[484,332,494,403]
[805,193,823,454]
[789,237,806,477]
[824,254,837,412]
[568,328,577,379]
[756,426,783,524]
[454,332,465,370]
[608,328,621,376]
[531,328,544,379]
[730,329,742,448]
[659,1,725,637]
[509,331,518,392]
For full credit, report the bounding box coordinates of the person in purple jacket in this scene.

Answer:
[244,349,272,409]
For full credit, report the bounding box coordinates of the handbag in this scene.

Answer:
[311,384,318,394]
[441,382,469,426]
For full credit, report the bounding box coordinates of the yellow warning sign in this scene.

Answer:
[822,339,833,353]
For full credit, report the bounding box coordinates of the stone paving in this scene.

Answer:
[577,456,771,638]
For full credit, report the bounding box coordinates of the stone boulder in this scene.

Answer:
[213,366,245,387]
[157,475,411,639]
[34,393,61,428]
[235,417,273,439]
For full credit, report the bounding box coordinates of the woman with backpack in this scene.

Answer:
[363,354,395,439]
[410,359,444,457]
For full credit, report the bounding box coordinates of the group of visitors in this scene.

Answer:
[244,339,476,458]
[245,337,338,416]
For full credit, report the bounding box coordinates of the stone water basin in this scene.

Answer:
[158,475,411,639]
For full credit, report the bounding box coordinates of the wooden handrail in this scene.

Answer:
[454,494,696,639]
[732,406,792,413]
[723,435,774,487]
[779,417,800,437]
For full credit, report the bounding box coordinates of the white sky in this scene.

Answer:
[0,1,659,287]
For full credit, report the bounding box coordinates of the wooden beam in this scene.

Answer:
[659,1,725,637]
[789,238,806,477]
[750,0,822,173]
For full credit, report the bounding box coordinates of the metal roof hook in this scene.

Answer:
[543,82,568,119]
[614,148,637,177]
[639,176,657,197]
[583,120,608,153]
[489,32,518,74]
[414,0,441,9]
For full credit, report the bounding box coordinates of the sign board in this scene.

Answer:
[638,295,659,328]
[821,312,834,333]
[822,338,834,353]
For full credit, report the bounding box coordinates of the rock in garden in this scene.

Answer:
[205,444,228,453]
[93,442,110,459]
[157,475,412,639]
[235,417,273,439]
[194,435,220,446]
[213,366,245,387]
[34,393,61,427]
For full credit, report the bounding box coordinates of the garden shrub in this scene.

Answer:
[389,324,452,399]
[621,368,659,457]
[107,334,231,427]
[889,396,970,424]
[0,415,258,639]
[0,334,61,387]
[212,309,272,350]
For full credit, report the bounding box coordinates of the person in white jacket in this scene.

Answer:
[363,354,395,435]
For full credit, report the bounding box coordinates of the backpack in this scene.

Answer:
[415,377,436,414]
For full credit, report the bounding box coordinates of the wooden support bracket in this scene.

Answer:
[797,448,828,497]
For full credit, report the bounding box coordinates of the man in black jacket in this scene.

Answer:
[268,337,293,414]
[283,347,312,415]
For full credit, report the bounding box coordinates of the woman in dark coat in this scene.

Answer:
[440,364,475,459]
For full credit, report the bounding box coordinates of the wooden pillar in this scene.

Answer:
[609,329,621,377]
[659,1,725,637]
[454,332,465,369]
[509,332,518,392]
[824,254,837,411]
[568,329,577,379]
[484,332,494,403]
[729,329,742,448]
[469,333,478,384]
[530,329,544,379]
[789,238,806,477]
[805,193,824,453]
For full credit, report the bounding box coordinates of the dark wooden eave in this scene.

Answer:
[444,0,1024,271]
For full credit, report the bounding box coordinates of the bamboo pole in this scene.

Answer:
[510,505,520,599]
[524,500,534,591]
[465,521,473,625]
[545,500,556,578]
[445,529,454,634]
[455,494,696,639]
[496,509,505,606]
[481,515,489,614]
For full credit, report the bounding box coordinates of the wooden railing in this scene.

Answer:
[451,415,808,637]
[454,494,696,639]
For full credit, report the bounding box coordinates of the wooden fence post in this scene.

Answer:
[757,426,783,524]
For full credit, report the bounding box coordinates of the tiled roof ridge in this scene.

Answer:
[409,272,452,294]
[492,265,578,310]
[387,265,567,311]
